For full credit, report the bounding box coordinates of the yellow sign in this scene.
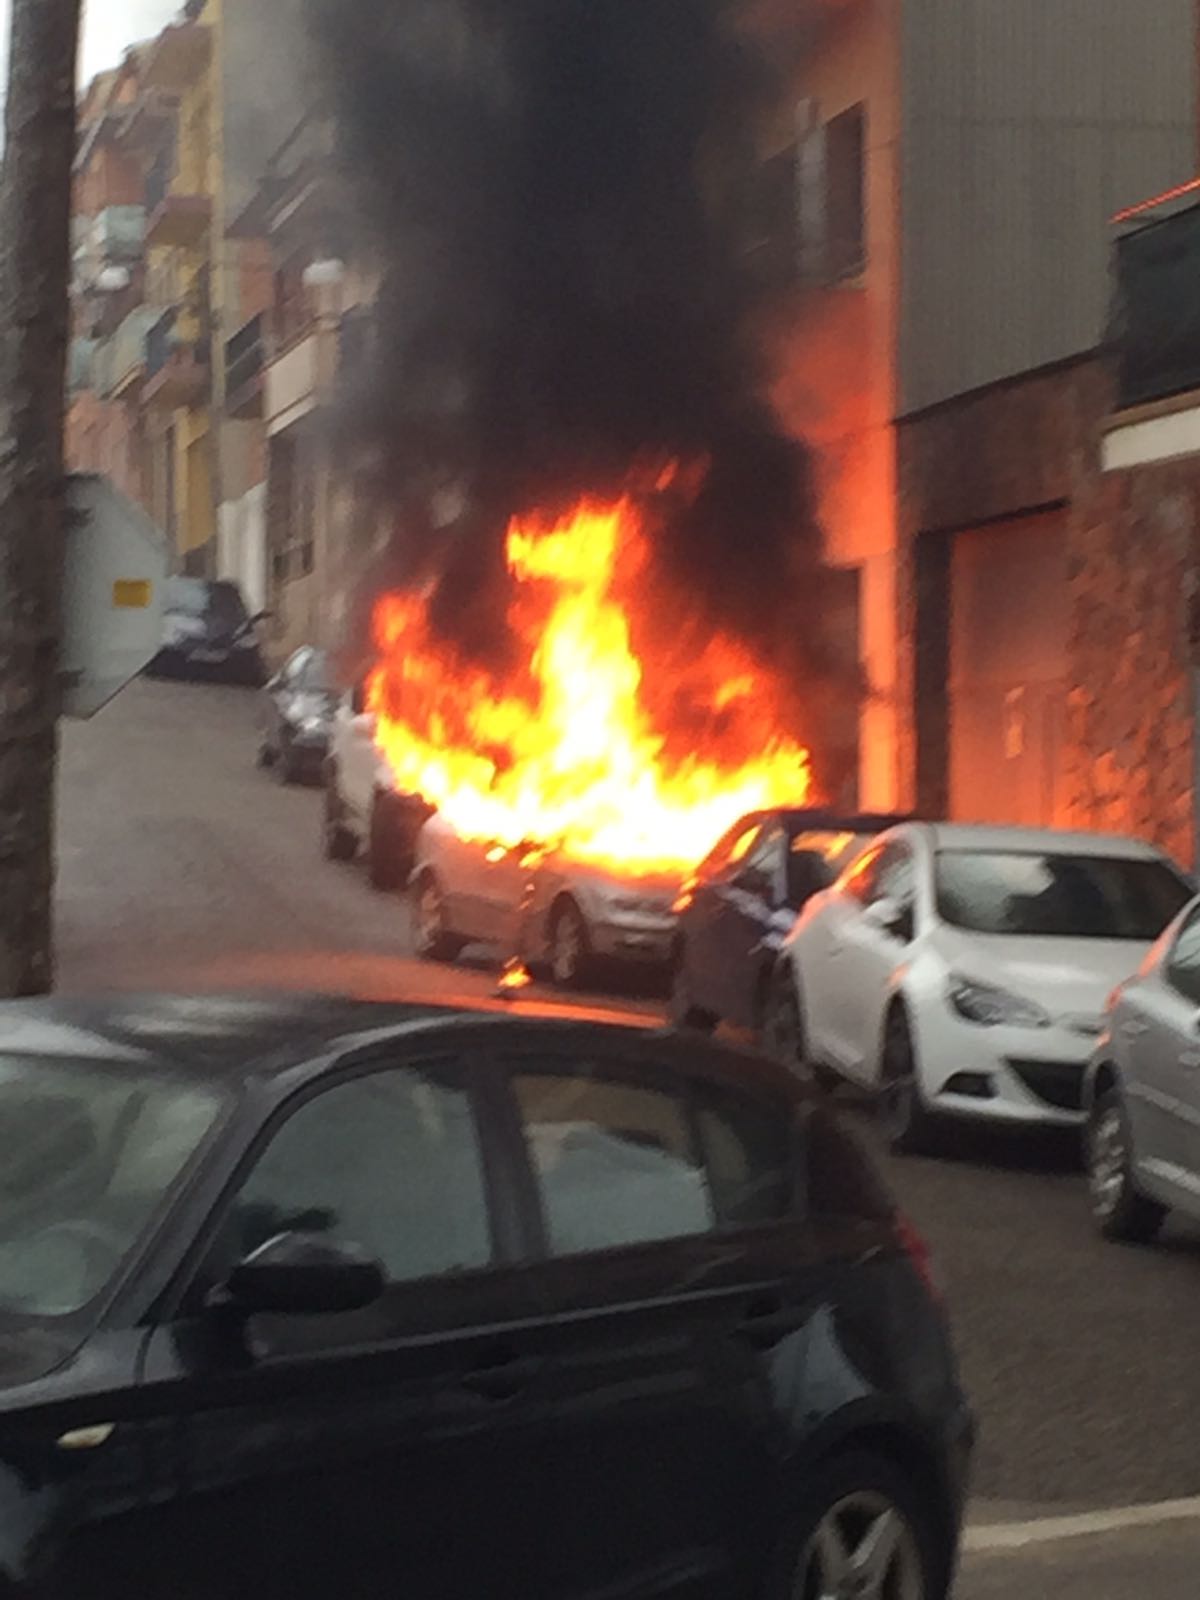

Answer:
[112,580,152,610]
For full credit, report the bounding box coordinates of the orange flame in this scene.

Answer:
[369,497,812,876]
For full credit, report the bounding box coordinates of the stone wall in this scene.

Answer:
[897,355,1199,866]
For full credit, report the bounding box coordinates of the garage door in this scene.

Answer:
[949,511,1068,826]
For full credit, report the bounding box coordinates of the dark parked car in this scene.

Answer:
[672,809,912,1037]
[257,646,338,784]
[148,577,267,687]
[0,994,970,1600]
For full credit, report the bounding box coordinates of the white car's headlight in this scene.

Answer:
[948,977,1051,1030]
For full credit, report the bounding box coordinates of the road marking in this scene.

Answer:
[966,1495,1200,1554]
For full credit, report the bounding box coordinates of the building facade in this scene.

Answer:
[786,0,1197,843]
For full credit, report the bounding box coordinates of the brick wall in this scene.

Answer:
[898,356,1198,865]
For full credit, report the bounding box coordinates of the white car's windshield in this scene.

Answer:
[0,1061,224,1319]
[935,850,1191,941]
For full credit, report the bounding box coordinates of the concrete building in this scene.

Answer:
[782,0,1197,836]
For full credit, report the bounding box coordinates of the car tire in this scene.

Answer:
[413,873,467,963]
[322,770,357,863]
[257,739,275,770]
[767,1449,950,1600]
[549,897,593,990]
[669,942,717,1032]
[879,1004,941,1156]
[1087,1086,1167,1244]
[276,733,303,786]
[764,969,835,1092]
[368,794,409,893]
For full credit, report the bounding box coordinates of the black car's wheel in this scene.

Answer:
[549,897,593,990]
[669,942,717,1032]
[322,770,357,863]
[879,1004,941,1156]
[276,732,303,786]
[368,794,410,892]
[256,738,275,770]
[1087,1086,1167,1244]
[413,873,467,963]
[769,1450,948,1600]
[763,968,834,1092]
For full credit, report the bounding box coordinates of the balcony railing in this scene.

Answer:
[93,305,159,398]
[1114,201,1200,410]
[144,307,211,410]
[225,312,265,417]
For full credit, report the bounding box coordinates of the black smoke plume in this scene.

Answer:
[311,0,857,779]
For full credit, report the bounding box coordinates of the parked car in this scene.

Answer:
[766,822,1193,1153]
[411,812,679,987]
[1084,895,1200,1242]
[147,577,267,687]
[322,677,433,890]
[671,808,911,1036]
[257,647,338,784]
[0,993,972,1599]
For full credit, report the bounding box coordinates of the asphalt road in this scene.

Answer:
[57,679,1200,1597]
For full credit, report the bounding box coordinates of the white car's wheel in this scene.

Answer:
[878,1005,941,1156]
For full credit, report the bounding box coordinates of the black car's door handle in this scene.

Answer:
[460,1351,542,1403]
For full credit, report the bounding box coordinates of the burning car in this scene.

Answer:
[411,812,679,988]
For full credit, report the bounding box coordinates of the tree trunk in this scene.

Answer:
[0,0,82,997]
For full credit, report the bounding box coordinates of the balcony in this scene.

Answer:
[225,312,265,418]
[142,19,211,95]
[94,306,160,399]
[265,331,323,435]
[146,191,212,250]
[143,309,210,411]
[1113,200,1200,411]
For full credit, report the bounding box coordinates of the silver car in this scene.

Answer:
[1084,895,1200,1242]
[411,813,678,988]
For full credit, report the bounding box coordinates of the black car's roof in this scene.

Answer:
[768,808,915,834]
[0,992,777,1092]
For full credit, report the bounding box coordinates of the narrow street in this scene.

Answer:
[59,680,1200,1597]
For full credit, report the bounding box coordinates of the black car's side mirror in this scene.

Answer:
[223,1232,385,1317]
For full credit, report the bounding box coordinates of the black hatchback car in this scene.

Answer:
[0,995,971,1600]
[148,578,267,688]
[672,810,912,1038]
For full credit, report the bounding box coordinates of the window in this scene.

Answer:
[513,1070,713,1256]
[216,1066,492,1288]
[935,851,1191,941]
[824,104,866,279]
[0,1061,223,1319]
[695,1086,794,1228]
[1167,907,1200,1005]
[841,846,884,905]
[873,843,916,909]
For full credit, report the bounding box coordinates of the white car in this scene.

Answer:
[1084,896,1200,1242]
[411,813,679,988]
[765,822,1193,1152]
[321,678,433,891]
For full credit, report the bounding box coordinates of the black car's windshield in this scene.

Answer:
[935,850,1192,940]
[0,1060,223,1319]
[165,579,249,632]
